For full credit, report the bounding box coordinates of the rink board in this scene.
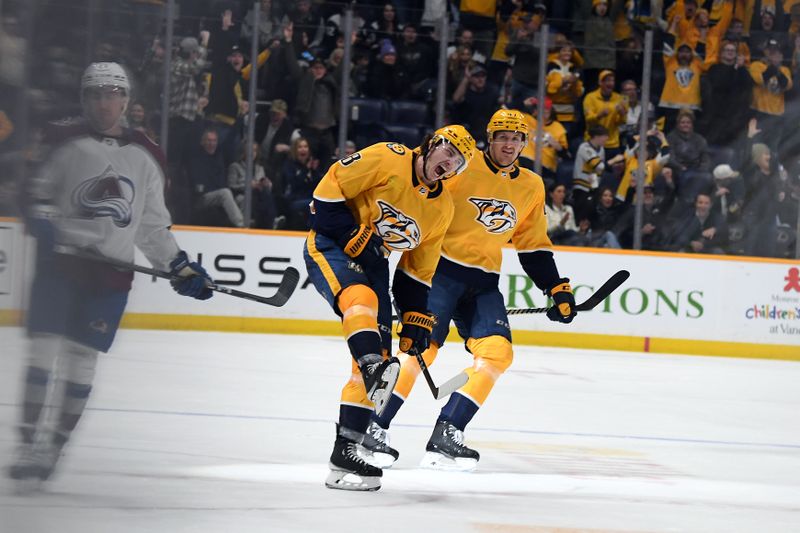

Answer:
[1,220,798,360]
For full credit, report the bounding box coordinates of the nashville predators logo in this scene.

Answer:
[374,200,421,250]
[674,66,694,88]
[468,197,517,234]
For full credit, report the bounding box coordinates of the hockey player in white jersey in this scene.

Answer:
[7,62,214,489]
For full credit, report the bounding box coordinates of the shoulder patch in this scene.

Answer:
[385,143,406,155]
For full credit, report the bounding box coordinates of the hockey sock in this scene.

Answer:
[339,403,372,434]
[372,393,405,429]
[338,284,382,365]
[55,340,98,445]
[56,381,92,445]
[460,336,513,404]
[438,392,480,432]
[20,366,50,444]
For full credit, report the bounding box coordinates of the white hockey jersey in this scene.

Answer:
[29,121,180,272]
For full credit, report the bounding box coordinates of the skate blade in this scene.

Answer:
[419,451,478,472]
[369,360,400,416]
[356,446,397,469]
[325,469,381,491]
[13,477,44,495]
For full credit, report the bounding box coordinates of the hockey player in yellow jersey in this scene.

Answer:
[303,125,476,490]
[366,109,577,471]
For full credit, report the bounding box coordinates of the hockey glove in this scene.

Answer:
[338,224,388,270]
[547,278,576,323]
[168,251,213,300]
[399,311,436,354]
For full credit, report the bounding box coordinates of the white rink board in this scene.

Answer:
[1,223,798,349]
[127,228,798,348]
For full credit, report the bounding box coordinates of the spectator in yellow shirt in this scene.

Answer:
[519,97,568,186]
[582,69,628,159]
[750,39,793,150]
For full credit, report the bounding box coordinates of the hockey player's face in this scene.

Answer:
[489,131,525,167]
[423,142,465,186]
[83,87,127,134]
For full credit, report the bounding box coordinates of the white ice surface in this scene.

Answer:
[1,328,799,533]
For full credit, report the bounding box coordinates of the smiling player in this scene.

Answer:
[366,109,577,471]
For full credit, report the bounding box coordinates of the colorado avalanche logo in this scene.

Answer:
[469,197,517,234]
[674,66,694,88]
[72,165,135,227]
[374,200,421,250]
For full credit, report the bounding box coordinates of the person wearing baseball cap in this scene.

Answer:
[749,36,792,151]
[451,62,500,145]
[582,68,628,159]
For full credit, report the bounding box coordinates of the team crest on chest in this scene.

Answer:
[72,165,135,227]
[468,197,517,234]
[374,200,421,250]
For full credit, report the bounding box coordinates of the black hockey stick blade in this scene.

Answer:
[209,266,300,307]
[573,269,630,312]
[506,270,630,315]
[59,247,300,307]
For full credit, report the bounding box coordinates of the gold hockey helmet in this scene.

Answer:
[486,108,529,143]
[427,124,476,178]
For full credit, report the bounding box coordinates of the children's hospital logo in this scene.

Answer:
[785,267,800,293]
[745,268,800,336]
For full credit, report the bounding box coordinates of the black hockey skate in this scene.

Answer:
[7,441,63,492]
[357,421,399,469]
[360,356,400,416]
[326,425,383,491]
[420,420,479,472]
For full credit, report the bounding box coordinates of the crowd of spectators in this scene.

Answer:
[0,0,799,258]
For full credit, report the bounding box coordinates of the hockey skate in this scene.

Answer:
[419,420,479,472]
[360,356,400,416]
[357,421,399,469]
[7,441,63,492]
[326,425,382,491]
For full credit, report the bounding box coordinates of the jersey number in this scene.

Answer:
[340,153,362,166]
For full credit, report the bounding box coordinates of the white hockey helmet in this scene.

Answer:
[81,62,130,93]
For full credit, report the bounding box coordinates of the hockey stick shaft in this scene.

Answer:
[506,270,630,315]
[59,247,300,307]
[407,347,468,400]
[392,300,468,399]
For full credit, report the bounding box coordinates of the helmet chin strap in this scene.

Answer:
[486,141,520,169]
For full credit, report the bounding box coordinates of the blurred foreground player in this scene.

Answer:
[304,126,476,490]
[367,109,576,471]
[8,62,213,489]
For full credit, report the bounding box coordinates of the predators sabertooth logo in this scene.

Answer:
[468,197,517,234]
[374,200,421,250]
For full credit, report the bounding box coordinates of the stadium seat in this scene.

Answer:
[387,100,430,127]
[350,98,387,125]
[383,124,424,148]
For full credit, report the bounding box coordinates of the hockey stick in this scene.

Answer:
[392,300,469,400]
[506,269,630,315]
[58,247,300,307]
[408,346,469,400]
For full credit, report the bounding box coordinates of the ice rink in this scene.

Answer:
[1,327,798,533]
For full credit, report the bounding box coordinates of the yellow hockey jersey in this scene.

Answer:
[583,89,628,149]
[312,142,455,285]
[750,61,793,116]
[440,152,552,276]
[659,54,703,110]
[520,114,568,172]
